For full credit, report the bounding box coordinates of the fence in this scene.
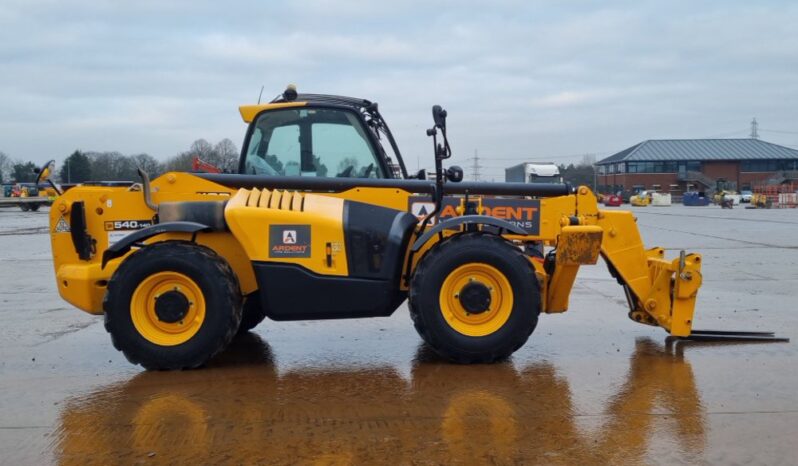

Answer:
[754,182,798,208]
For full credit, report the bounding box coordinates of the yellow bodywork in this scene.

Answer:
[49,171,702,337]
[225,188,349,275]
[630,192,651,206]
[238,102,308,123]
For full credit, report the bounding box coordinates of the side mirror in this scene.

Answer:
[432,105,447,129]
[35,160,55,185]
[446,165,463,183]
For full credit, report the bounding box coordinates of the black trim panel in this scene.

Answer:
[253,262,406,320]
[343,201,418,280]
[157,201,228,231]
[70,201,93,261]
[410,215,528,252]
[101,221,210,268]
[197,173,573,197]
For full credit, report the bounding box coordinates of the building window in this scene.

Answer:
[678,161,702,173]
[741,159,798,172]
[624,160,703,173]
[626,161,684,173]
[669,184,680,192]
[652,184,661,191]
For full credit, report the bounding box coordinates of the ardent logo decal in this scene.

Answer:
[408,197,541,235]
[270,225,311,258]
[282,230,297,244]
[410,202,436,221]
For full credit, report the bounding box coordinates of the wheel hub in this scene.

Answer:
[458,281,492,314]
[154,290,190,323]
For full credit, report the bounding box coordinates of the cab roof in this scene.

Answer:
[238,92,376,123]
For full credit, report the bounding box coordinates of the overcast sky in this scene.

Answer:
[2,0,797,179]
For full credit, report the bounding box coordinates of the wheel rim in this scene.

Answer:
[130,271,206,346]
[439,263,514,337]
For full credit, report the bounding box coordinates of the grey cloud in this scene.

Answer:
[0,0,796,180]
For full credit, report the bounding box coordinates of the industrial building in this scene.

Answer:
[596,139,798,196]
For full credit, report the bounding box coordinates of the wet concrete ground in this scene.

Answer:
[1,204,797,465]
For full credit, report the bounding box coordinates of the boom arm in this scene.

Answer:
[597,209,702,336]
[544,187,702,337]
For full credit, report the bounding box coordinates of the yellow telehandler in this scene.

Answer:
[45,87,785,369]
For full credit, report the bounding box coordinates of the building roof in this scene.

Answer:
[598,139,798,164]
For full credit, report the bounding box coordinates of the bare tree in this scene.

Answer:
[214,139,239,172]
[132,153,163,176]
[163,152,195,172]
[0,151,11,183]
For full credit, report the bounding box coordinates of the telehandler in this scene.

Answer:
[46,86,784,369]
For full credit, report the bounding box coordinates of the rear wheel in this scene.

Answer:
[104,241,242,370]
[19,204,30,212]
[29,203,40,211]
[409,233,540,363]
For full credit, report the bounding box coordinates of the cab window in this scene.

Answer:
[243,108,384,178]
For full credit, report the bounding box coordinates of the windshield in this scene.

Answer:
[527,174,563,184]
[243,108,385,179]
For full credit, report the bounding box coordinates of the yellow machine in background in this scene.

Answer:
[44,87,784,370]
[630,191,651,206]
[749,193,772,209]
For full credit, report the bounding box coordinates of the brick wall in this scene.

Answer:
[740,172,777,189]
[702,162,739,183]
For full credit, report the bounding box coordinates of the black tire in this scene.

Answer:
[238,292,268,333]
[19,204,30,212]
[104,241,242,370]
[409,233,540,363]
[29,204,40,211]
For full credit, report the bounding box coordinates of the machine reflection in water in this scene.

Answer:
[55,334,706,465]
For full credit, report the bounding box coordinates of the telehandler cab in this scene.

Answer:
[46,86,785,370]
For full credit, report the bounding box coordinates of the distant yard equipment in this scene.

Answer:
[748,192,772,209]
[751,182,798,208]
[192,156,222,174]
[44,86,786,370]
[714,190,741,207]
[630,191,650,206]
[682,191,711,206]
[650,192,672,206]
[602,193,623,206]
[505,162,563,184]
[0,161,57,211]
[630,190,672,206]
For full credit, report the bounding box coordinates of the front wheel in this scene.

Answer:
[104,241,242,370]
[409,233,541,363]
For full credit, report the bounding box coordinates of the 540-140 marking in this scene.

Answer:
[104,220,153,231]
